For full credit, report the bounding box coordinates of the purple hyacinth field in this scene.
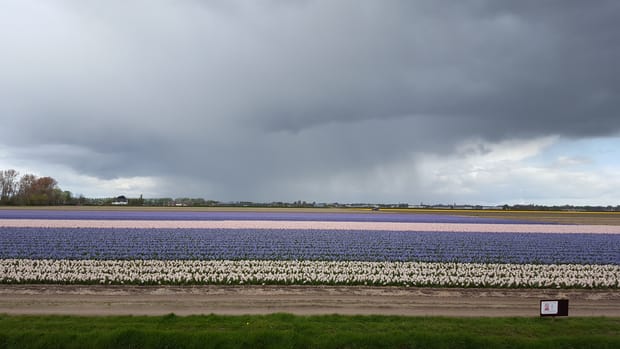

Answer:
[1,228,619,264]
[1,209,619,288]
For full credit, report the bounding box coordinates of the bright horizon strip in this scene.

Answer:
[1,219,620,234]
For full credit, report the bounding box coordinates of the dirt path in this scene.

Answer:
[1,285,618,317]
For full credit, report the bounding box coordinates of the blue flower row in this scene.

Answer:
[0,228,617,264]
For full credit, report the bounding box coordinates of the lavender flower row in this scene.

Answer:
[3,219,616,233]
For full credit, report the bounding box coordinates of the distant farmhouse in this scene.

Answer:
[111,195,128,205]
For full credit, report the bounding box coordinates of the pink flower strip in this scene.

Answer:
[1,219,619,234]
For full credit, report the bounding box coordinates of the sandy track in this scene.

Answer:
[1,285,618,317]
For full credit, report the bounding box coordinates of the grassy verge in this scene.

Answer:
[0,313,618,349]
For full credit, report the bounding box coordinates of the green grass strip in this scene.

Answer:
[0,313,618,349]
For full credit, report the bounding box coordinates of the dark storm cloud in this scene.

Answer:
[1,0,619,201]
[251,0,620,138]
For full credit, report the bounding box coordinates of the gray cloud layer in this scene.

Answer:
[1,1,619,202]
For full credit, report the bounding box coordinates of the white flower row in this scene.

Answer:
[1,259,618,288]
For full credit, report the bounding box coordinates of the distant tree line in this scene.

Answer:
[0,169,79,205]
[3,168,619,210]
[505,204,620,212]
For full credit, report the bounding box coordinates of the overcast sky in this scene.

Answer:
[1,1,619,205]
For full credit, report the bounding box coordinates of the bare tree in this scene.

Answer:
[2,170,67,205]
[0,169,19,204]
[17,174,37,205]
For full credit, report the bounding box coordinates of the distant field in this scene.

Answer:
[381,208,620,225]
[2,205,620,225]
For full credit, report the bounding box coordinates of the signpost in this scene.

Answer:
[540,300,569,317]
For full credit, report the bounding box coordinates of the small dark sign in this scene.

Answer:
[540,299,569,317]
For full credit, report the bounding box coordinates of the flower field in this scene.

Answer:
[1,228,618,264]
[0,209,618,288]
[2,259,618,288]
